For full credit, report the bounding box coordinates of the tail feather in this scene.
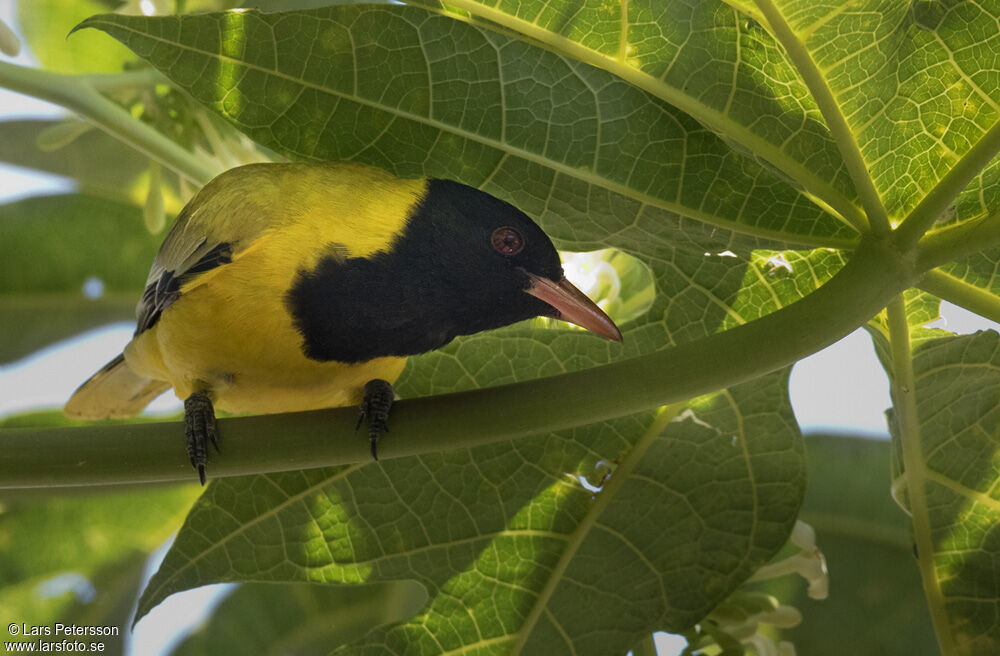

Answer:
[64,354,170,420]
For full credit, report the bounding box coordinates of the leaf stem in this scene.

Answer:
[917,213,1000,271]
[897,120,1000,250]
[918,270,1000,325]
[751,0,889,235]
[885,296,953,653]
[0,61,217,185]
[0,236,916,488]
[79,68,164,92]
[511,404,683,655]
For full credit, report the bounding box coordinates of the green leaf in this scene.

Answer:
[135,370,803,654]
[0,193,160,363]
[757,434,937,655]
[0,193,162,295]
[17,0,134,74]
[169,581,428,656]
[408,0,864,230]
[869,323,1000,654]
[0,484,200,648]
[758,0,1000,226]
[75,6,858,252]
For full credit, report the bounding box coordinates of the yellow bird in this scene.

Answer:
[65,162,622,483]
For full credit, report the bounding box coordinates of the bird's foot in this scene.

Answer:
[184,391,219,485]
[356,379,393,460]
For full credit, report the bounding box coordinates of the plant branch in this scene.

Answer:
[0,237,917,488]
[885,296,953,654]
[897,120,1000,250]
[752,0,888,235]
[0,61,217,185]
[918,270,1000,325]
[917,212,1000,271]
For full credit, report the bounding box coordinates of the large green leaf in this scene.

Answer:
[866,319,1000,654]
[407,0,863,229]
[135,370,804,654]
[169,581,427,656]
[0,193,159,363]
[75,6,858,253]
[758,433,937,655]
[759,0,1000,227]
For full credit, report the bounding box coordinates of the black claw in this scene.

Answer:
[184,391,218,485]
[357,379,393,461]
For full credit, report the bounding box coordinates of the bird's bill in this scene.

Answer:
[523,273,623,342]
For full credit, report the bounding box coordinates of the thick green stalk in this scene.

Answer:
[918,270,1000,325]
[885,297,952,654]
[0,237,917,488]
[0,61,216,185]
[917,213,1000,272]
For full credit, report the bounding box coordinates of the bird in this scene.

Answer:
[64,161,623,484]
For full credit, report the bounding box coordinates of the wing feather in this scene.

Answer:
[135,163,291,334]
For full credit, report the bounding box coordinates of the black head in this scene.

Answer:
[411,180,563,330]
[287,179,621,364]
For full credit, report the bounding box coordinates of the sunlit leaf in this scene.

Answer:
[76,6,859,254]
[759,0,1000,227]
[407,0,862,228]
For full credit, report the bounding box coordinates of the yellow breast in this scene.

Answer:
[124,164,424,414]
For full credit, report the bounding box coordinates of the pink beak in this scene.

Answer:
[523,272,623,342]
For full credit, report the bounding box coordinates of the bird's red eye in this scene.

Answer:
[491,227,524,256]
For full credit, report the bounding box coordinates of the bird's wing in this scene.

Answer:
[135,163,289,334]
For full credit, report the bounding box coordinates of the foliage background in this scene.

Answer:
[4,0,1000,654]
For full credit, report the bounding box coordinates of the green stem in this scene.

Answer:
[0,237,916,488]
[80,68,164,93]
[752,0,888,235]
[0,61,217,185]
[897,120,1000,250]
[885,296,953,654]
[918,270,1000,325]
[917,213,1000,271]
[512,404,683,656]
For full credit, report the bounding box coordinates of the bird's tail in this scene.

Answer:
[64,354,170,420]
